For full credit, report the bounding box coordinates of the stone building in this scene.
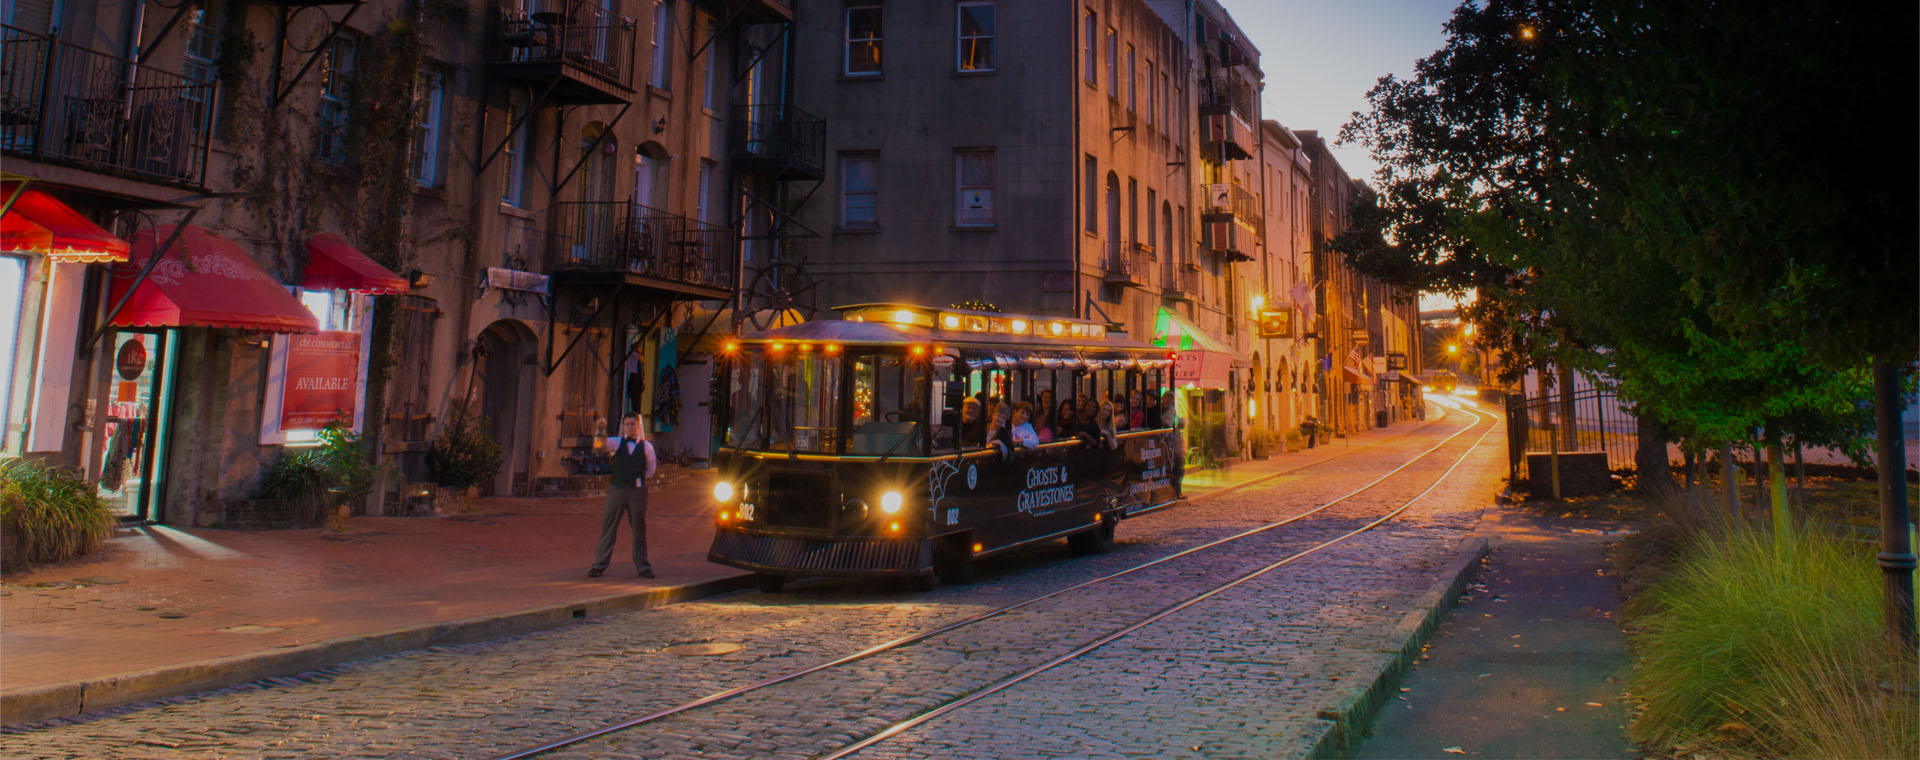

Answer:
[1,0,800,523]
[787,0,1267,461]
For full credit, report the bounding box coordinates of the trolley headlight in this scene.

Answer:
[713,481,736,503]
[879,490,904,514]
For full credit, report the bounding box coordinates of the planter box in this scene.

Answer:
[1524,452,1611,498]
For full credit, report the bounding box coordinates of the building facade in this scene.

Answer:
[2,0,800,523]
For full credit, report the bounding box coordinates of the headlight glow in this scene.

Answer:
[879,490,903,514]
[713,481,735,502]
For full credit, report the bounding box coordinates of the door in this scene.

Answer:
[90,329,177,520]
[475,320,536,497]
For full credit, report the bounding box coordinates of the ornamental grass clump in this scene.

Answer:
[0,458,117,572]
[1626,520,1916,756]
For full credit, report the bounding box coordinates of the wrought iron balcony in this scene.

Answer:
[729,104,825,181]
[549,201,735,298]
[491,0,636,105]
[1162,264,1199,302]
[1199,74,1255,161]
[1102,240,1153,288]
[691,0,792,24]
[1,25,213,187]
[1203,183,1260,262]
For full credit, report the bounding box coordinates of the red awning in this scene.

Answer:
[303,233,406,294]
[108,225,319,333]
[0,182,131,262]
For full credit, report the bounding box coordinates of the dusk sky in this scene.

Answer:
[1231,1,1466,311]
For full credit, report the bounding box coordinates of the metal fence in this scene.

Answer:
[730,103,825,177]
[1,25,214,186]
[495,0,636,85]
[549,201,736,291]
[1505,388,1640,481]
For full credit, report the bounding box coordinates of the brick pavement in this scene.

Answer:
[0,410,1434,726]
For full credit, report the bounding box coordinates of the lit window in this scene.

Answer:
[957,2,995,72]
[956,150,994,227]
[316,37,356,165]
[846,5,882,76]
[841,154,877,227]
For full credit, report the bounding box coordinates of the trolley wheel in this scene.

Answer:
[755,573,786,593]
[1068,518,1117,556]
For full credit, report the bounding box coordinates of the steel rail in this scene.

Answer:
[491,400,1491,760]
[821,400,1500,758]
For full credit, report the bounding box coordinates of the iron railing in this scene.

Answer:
[1103,240,1151,287]
[1505,388,1640,481]
[550,201,736,292]
[1163,263,1199,301]
[0,25,213,186]
[730,103,825,177]
[494,0,636,86]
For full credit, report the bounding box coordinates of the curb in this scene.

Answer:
[1,573,756,727]
[1303,536,1493,758]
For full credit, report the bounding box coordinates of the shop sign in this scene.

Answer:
[1349,328,1371,345]
[1386,352,1408,371]
[485,267,549,295]
[116,339,147,381]
[281,331,361,428]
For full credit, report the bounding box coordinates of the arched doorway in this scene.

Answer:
[473,319,537,497]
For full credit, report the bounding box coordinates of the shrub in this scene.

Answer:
[257,418,381,525]
[1625,521,1917,755]
[428,411,501,489]
[0,458,117,572]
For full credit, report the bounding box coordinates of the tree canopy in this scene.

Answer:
[1336,0,1916,452]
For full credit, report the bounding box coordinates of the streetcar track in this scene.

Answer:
[491,400,1495,760]
[820,400,1499,758]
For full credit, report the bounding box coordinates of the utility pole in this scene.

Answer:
[1872,360,1916,660]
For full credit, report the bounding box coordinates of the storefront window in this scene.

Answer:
[0,256,25,453]
[92,330,176,519]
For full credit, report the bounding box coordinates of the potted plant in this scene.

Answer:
[1249,428,1279,459]
[1,458,117,572]
[428,410,502,513]
[253,417,382,528]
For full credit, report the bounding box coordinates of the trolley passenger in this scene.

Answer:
[960,397,985,447]
[1010,402,1039,451]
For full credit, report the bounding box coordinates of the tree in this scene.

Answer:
[1340,0,1917,656]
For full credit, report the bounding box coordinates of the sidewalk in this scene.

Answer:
[0,415,1442,725]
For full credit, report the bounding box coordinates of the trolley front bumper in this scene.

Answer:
[709,530,935,577]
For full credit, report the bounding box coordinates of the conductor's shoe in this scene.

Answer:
[638,568,655,579]
[587,567,605,577]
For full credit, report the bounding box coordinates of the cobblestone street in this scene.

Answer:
[2,404,1507,759]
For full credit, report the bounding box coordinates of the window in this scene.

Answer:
[1126,44,1135,111]
[1161,72,1170,139]
[841,153,877,227]
[955,149,994,226]
[957,2,994,72]
[316,37,355,164]
[1084,155,1098,233]
[184,3,221,139]
[845,5,882,76]
[1083,10,1096,84]
[1105,28,1117,96]
[1145,60,1155,127]
[1127,178,1138,244]
[501,92,529,206]
[409,68,444,186]
[701,18,717,110]
[1146,189,1157,252]
[650,1,673,88]
[632,149,658,209]
[697,160,713,225]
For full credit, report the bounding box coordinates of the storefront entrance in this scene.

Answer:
[474,319,536,497]
[90,329,176,520]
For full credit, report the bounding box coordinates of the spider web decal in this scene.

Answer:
[928,459,961,511]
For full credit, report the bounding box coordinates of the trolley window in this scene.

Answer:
[848,351,929,455]
[724,348,841,453]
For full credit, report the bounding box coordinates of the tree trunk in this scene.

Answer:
[1722,442,1740,517]
[1766,424,1789,536]
[1634,412,1678,500]
[1794,439,1805,511]
[1558,364,1578,451]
